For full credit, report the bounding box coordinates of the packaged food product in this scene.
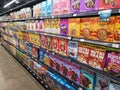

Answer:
[104,47,120,76]
[68,41,78,60]
[70,0,81,13]
[99,0,120,10]
[114,16,120,43]
[80,0,98,12]
[53,19,60,34]
[46,36,52,51]
[52,37,59,53]
[46,0,53,16]
[41,1,47,16]
[60,19,68,36]
[40,35,47,49]
[53,0,60,15]
[68,18,80,37]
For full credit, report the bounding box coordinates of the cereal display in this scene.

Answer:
[52,37,59,53]
[70,0,80,13]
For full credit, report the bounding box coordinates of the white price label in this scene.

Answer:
[52,16,54,18]
[80,39,85,42]
[73,14,77,17]
[112,44,119,48]
[79,87,83,90]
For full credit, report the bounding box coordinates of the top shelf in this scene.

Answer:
[0,8,120,22]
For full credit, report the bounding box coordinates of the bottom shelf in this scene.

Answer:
[2,44,50,90]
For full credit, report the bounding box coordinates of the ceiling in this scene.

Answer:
[0,0,30,14]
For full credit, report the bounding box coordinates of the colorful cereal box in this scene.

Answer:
[68,18,80,37]
[46,36,52,51]
[95,74,110,90]
[80,0,98,12]
[70,0,81,13]
[53,19,60,34]
[109,81,120,90]
[99,0,120,10]
[60,0,70,14]
[53,0,60,15]
[78,43,90,64]
[44,19,49,32]
[44,52,50,66]
[68,41,78,60]
[40,35,47,49]
[46,0,53,16]
[114,16,120,43]
[80,68,95,90]
[104,47,120,76]
[32,46,39,58]
[88,45,106,70]
[95,16,115,42]
[59,39,68,56]
[60,19,68,36]
[41,1,47,16]
[52,37,59,53]
[48,19,53,33]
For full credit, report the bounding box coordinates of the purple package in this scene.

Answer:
[70,0,80,13]
[60,19,68,36]
[67,62,80,85]
[80,0,98,12]
[104,47,120,76]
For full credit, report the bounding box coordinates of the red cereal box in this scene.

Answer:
[59,38,68,56]
[52,37,59,53]
[78,43,90,65]
[99,0,120,10]
[113,16,120,43]
[40,35,47,49]
[88,45,106,70]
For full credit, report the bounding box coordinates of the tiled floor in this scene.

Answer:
[0,45,45,90]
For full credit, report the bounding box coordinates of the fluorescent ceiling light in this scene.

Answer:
[4,0,16,8]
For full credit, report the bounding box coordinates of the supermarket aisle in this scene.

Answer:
[0,45,45,90]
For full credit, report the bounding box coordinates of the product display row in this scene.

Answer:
[2,33,120,90]
[1,15,120,43]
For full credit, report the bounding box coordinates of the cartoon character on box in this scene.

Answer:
[52,37,59,53]
[80,68,95,90]
[68,18,80,38]
[46,36,52,50]
[67,63,80,84]
[99,0,120,10]
[60,19,68,36]
[61,0,70,14]
[88,45,106,70]
[32,46,38,58]
[68,41,78,60]
[40,35,46,49]
[104,47,120,76]
[70,0,80,13]
[109,81,120,90]
[59,39,68,56]
[80,0,98,12]
[53,0,60,15]
[114,16,120,43]
[46,0,53,16]
[95,74,110,90]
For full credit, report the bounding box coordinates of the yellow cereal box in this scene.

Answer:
[95,16,115,42]
[17,31,23,40]
[68,18,80,38]
[114,16,120,43]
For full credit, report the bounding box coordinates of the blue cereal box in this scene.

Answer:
[47,0,53,16]
[42,1,47,16]
[68,41,78,60]
[39,50,44,62]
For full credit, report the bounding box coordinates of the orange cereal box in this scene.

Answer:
[88,45,106,70]
[52,37,59,53]
[68,18,80,38]
[114,16,120,43]
[94,16,115,42]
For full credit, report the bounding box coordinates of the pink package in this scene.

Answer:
[36,20,44,32]
[70,0,81,13]
[80,0,98,12]
[53,0,60,15]
[61,0,70,15]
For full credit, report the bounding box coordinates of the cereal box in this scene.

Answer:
[70,0,80,13]
[36,20,44,32]
[99,0,120,10]
[53,0,60,15]
[53,19,60,34]
[80,0,98,12]
[44,52,50,66]
[47,19,53,33]
[52,37,59,53]
[46,0,53,16]
[109,81,120,90]
[88,45,106,70]
[104,47,120,76]
[46,36,52,51]
[41,1,47,16]
[44,19,49,32]
[60,0,70,14]
[32,46,39,58]
[114,16,120,43]
[40,35,47,49]
[39,50,44,62]
[60,19,68,36]
[68,41,78,60]
[95,16,115,42]
[80,68,95,90]
[48,53,56,68]
[59,38,68,56]
[68,18,80,37]
[95,74,110,90]
[78,43,90,64]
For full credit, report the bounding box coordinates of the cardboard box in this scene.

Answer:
[46,0,53,16]
[53,0,60,15]
[52,37,59,53]
[70,0,80,13]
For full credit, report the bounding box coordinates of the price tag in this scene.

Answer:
[80,39,85,42]
[112,44,119,48]
[52,16,54,18]
[79,87,83,90]
[68,37,71,40]
[73,14,77,17]
[99,10,112,22]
